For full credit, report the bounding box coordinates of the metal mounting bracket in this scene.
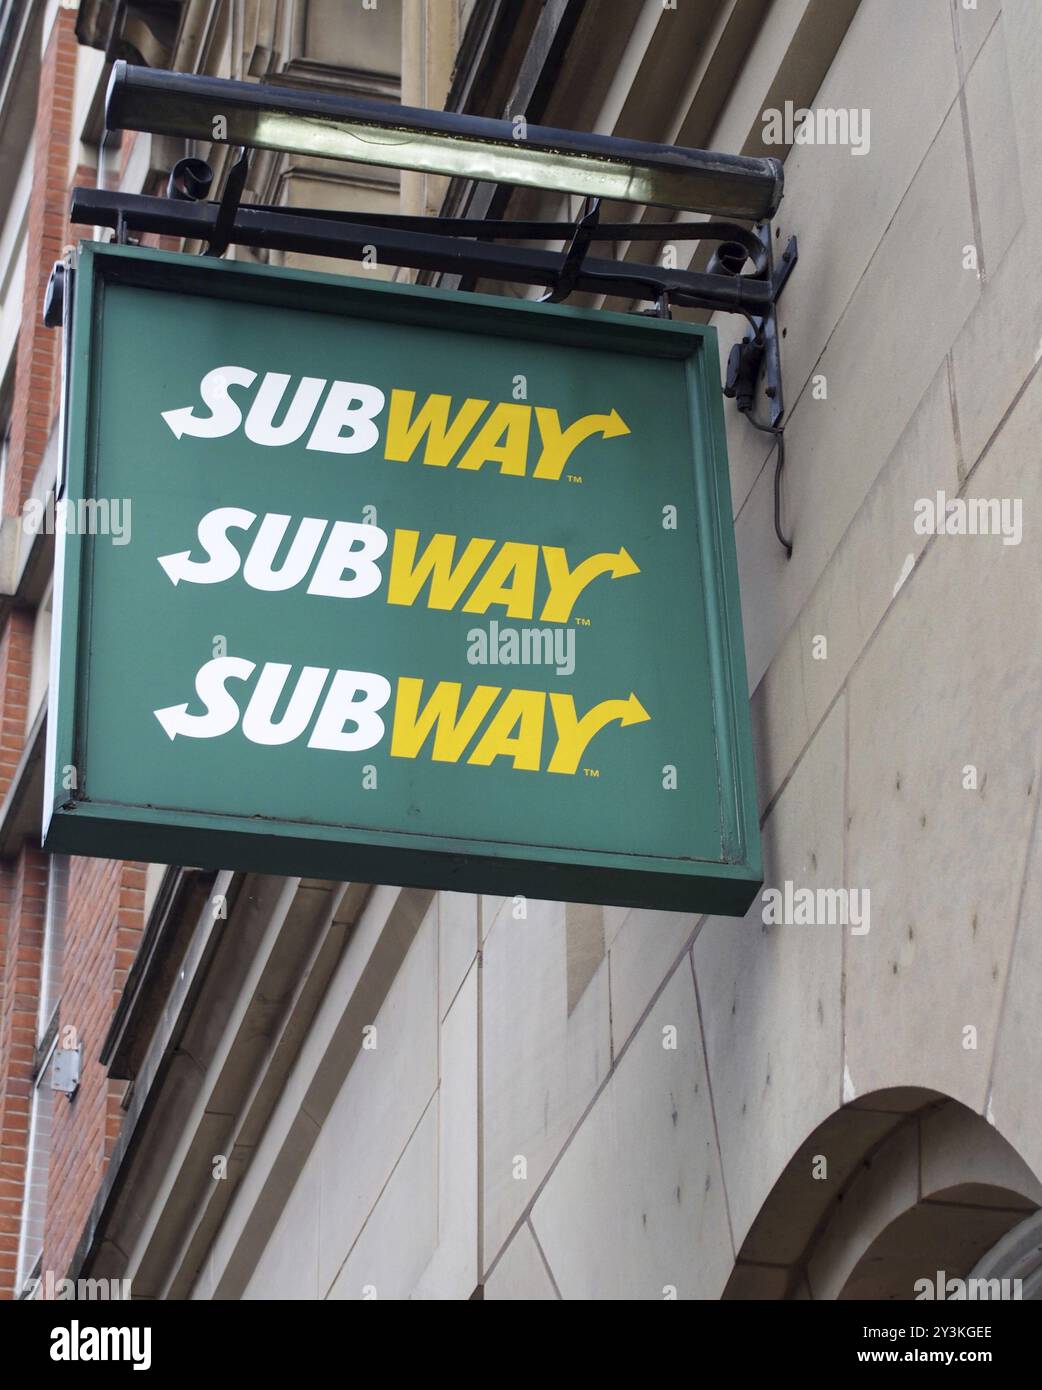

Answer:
[539,196,601,303]
[62,157,799,552]
[206,147,250,258]
[750,224,798,428]
[722,224,799,554]
[68,173,790,318]
[723,226,798,426]
[52,1045,81,1098]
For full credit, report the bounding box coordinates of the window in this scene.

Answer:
[15,855,69,1296]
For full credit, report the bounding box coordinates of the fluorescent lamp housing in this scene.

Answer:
[105,62,783,221]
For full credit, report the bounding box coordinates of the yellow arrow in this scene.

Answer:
[540,545,640,622]
[547,691,650,775]
[532,406,630,480]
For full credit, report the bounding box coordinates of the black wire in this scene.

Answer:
[745,414,792,558]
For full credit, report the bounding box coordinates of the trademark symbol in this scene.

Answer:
[567,474,583,483]
[583,767,600,778]
[575,616,591,627]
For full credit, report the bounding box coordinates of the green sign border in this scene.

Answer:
[44,242,762,915]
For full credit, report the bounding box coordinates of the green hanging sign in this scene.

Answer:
[44,242,761,913]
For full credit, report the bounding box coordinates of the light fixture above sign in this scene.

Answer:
[104,61,784,221]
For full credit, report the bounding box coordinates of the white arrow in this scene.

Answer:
[154,703,190,740]
[154,657,255,740]
[157,550,192,585]
[162,365,257,441]
[156,507,256,587]
[159,408,194,440]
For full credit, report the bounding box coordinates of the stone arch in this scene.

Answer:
[966,1209,1042,1300]
[724,1087,1042,1299]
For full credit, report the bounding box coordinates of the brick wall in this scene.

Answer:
[3,8,77,517]
[0,8,148,1300]
[0,603,36,1296]
[0,8,78,1301]
[41,859,144,1283]
[0,614,32,804]
[0,849,47,1295]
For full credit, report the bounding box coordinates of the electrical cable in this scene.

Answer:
[745,413,792,558]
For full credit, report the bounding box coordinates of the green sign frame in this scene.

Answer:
[44,242,761,914]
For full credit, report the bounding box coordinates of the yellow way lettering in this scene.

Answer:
[456,403,531,475]
[390,678,500,761]
[382,390,629,478]
[387,530,495,609]
[385,390,488,467]
[461,542,539,618]
[390,679,651,773]
[467,689,545,770]
[388,531,639,620]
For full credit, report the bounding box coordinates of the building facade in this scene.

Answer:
[2,0,1042,1301]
